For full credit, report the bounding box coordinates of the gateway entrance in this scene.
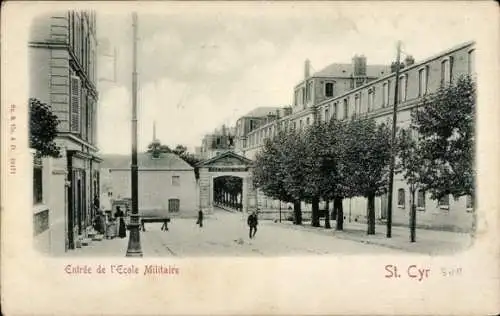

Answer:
[197,151,257,214]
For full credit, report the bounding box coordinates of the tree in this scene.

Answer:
[172,144,187,156]
[411,75,475,200]
[253,132,296,220]
[178,152,202,180]
[280,129,308,225]
[343,118,392,235]
[303,121,329,227]
[396,128,425,242]
[146,140,171,158]
[324,118,351,231]
[29,98,60,158]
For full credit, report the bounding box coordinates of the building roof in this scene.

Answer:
[101,152,194,170]
[243,106,281,118]
[313,63,391,78]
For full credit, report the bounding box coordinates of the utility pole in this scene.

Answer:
[126,12,143,257]
[386,41,402,239]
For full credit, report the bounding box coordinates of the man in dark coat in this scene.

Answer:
[196,209,204,228]
[247,211,258,239]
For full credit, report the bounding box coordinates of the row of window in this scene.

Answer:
[397,188,473,211]
[316,50,475,122]
[244,48,476,149]
[70,75,97,144]
[68,11,97,85]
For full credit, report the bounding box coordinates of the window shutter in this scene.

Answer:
[70,76,81,133]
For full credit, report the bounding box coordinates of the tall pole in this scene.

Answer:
[126,12,143,257]
[386,41,402,238]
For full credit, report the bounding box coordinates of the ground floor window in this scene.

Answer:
[33,157,43,204]
[168,199,180,213]
[417,190,425,210]
[397,188,405,208]
[438,195,450,209]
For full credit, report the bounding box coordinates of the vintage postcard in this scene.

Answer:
[1,1,499,315]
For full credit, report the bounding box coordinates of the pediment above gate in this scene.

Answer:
[196,151,253,168]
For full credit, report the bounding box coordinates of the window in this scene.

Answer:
[168,199,180,213]
[325,82,334,97]
[417,190,425,210]
[354,94,360,116]
[418,67,428,96]
[397,188,405,208]
[333,102,338,120]
[307,81,313,101]
[325,108,329,121]
[33,158,43,204]
[302,87,306,106]
[399,75,407,102]
[299,120,303,129]
[172,176,180,186]
[441,58,451,86]
[368,89,375,112]
[383,81,390,107]
[343,99,348,119]
[306,117,310,125]
[438,195,450,209]
[468,49,475,74]
[70,76,81,133]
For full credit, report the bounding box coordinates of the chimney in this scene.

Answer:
[352,54,367,76]
[304,59,311,79]
[404,55,415,67]
[275,109,280,120]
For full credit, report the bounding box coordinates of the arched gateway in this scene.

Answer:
[196,151,257,214]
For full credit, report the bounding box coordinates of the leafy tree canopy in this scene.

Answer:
[29,98,60,158]
[411,75,475,199]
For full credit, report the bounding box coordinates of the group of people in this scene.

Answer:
[93,195,259,240]
[92,195,127,239]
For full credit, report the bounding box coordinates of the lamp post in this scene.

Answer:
[386,40,402,239]
[126,12,143,257]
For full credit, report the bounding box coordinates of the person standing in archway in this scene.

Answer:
[247,211,258,239]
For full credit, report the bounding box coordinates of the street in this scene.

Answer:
[69,208,411,257]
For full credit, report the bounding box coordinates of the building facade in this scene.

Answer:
[30,11,101,254]
[233,41,476,232]
[100,153,198,218]
[198,125,236,160]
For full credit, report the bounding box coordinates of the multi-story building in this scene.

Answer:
[30,10,101,254]
[238,41,476,232]
[233,106,292,156]
[198,125,236,160]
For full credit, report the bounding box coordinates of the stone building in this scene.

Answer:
[30,11,101,254]
[100,152,198,219]
[238,41,476,232]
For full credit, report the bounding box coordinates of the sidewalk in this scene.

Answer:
[266,219,473,255]
[62,229,176,257]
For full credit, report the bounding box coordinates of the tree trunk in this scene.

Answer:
[410,189,417,242]
[293,200,302,225]
[335,197,344,230]
[311,196,320,227]
[367,193,376,235]
[324,200,331,229]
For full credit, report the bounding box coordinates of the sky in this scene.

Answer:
[95,3,479,154]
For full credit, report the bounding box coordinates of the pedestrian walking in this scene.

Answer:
[247,211,258,239]
[196,209,204,228]
[115,206,127,238]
